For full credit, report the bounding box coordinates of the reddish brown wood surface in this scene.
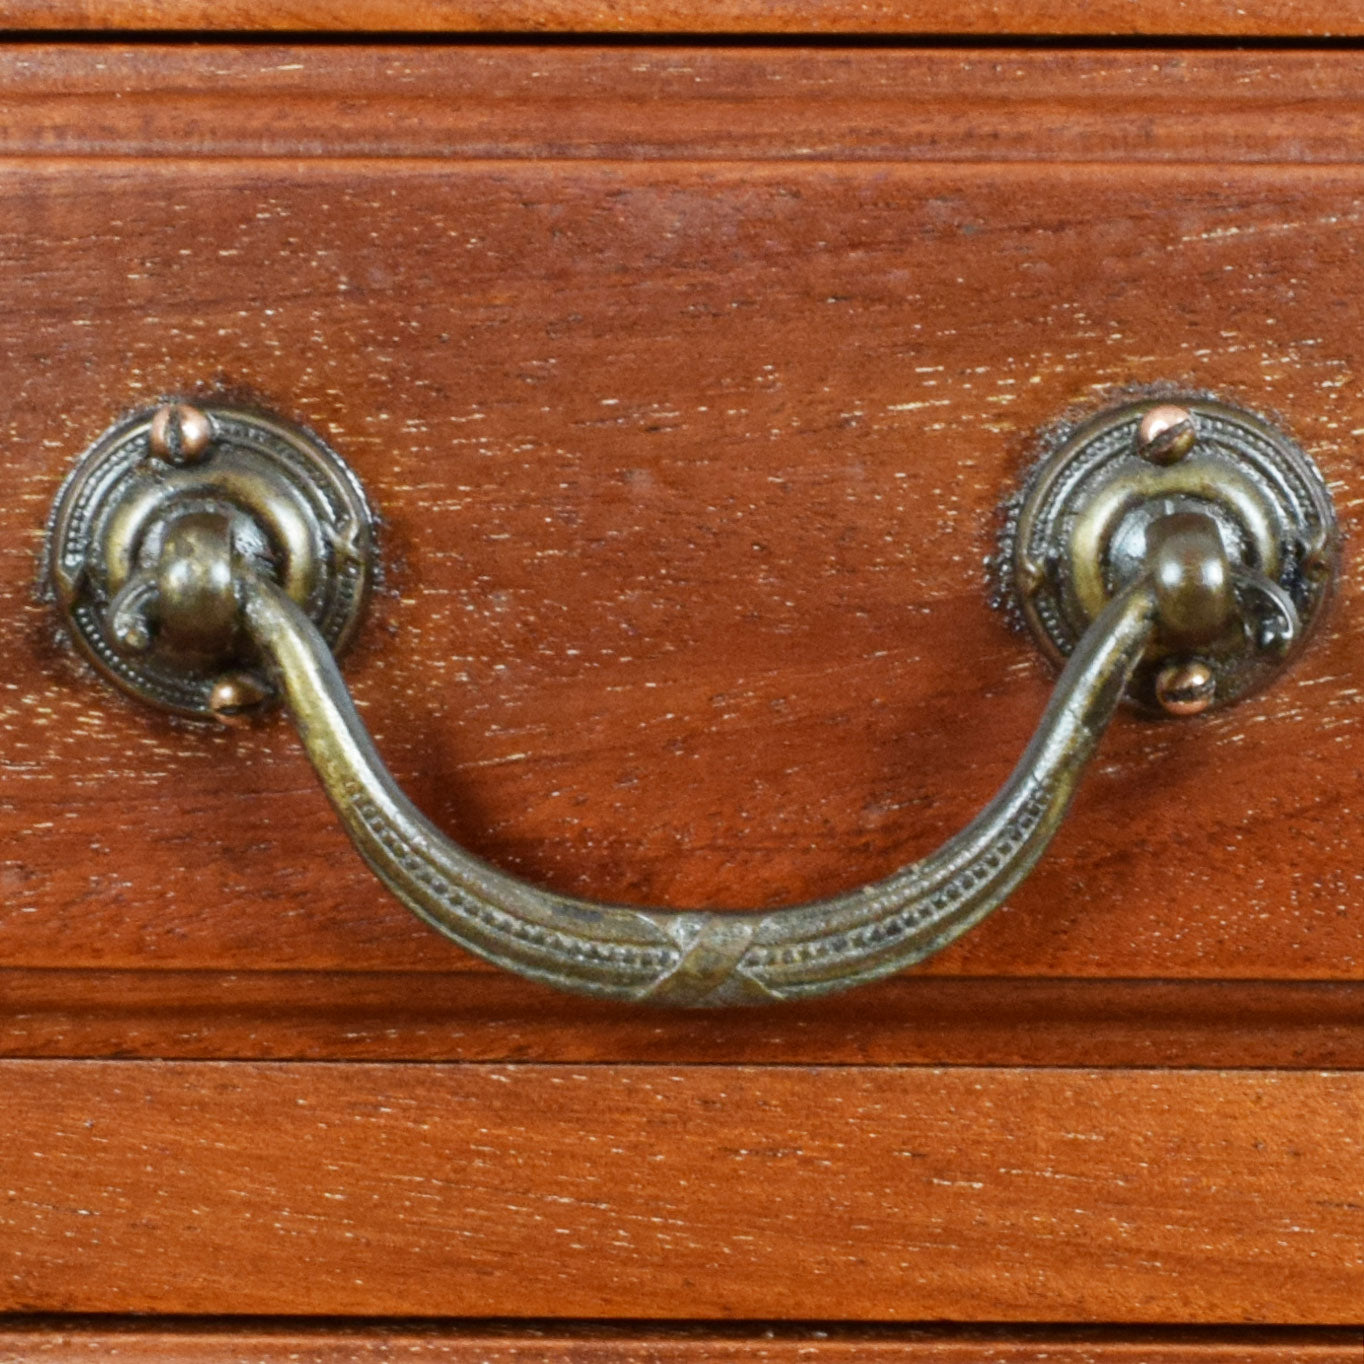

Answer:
[0,1324,1360,1364]
[5,47,1364,1059]
[5,0,1364,35]
[3,1062,1363,1321]
[9,46,1364,164]
[6,971,1364,1067]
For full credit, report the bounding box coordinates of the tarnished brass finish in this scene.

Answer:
[46,402,373,718]
[1136,403,1198,465]
[208,671,273,726]
[45,392,1339,1006]
[1155,659,1217,717]
[1144,512,1235,650]
[148,402,214,465]
[238,566,1158,1005]
[1007,395,1338,713]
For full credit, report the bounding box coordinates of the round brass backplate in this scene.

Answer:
[47,403,375,719]
[1005,395,1338,712]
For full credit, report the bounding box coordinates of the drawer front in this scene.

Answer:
[4,42,1364,1328]
[5,47,1364,1056]
[2,1062,1363,1322]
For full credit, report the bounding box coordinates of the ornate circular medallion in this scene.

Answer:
[47,403,376,719]
[1005,396,1338,712]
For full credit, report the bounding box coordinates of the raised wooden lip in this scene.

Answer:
[0,1318,1359,1361]
[3,1,1364,38]
[8,45,1364,164]
[7,971,1364,1067]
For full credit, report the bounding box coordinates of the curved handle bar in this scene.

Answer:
[53,399,1308,1009]
[241,569,1158,1007]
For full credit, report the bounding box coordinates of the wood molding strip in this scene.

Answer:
[8,47,1364,163]
[5,972,1364,1068]
[0,1323,1362,1362]
[4,0,1364,36]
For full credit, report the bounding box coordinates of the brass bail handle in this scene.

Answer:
[45,396,1338,1006]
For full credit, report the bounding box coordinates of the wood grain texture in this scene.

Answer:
[5,972,1364,1067]
[0,1324,1361,1364]
[3,1062,1364,1321]
[7,48,1364,1050]
[7,169,1364,977]
[10,46,1364,164]
[4,0,1364,36]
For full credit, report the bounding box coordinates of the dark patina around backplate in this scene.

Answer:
[1005,395,1338,713]
[46,403,375,719]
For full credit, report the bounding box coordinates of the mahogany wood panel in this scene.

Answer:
[6,169,1364,976]
[4,0,1364,35]
[10,46,1364,165]
[1,1324,1361,1364]
[4,1062,1364,1321]
[7,48,1364,1058]
[5,972,1364,1067]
